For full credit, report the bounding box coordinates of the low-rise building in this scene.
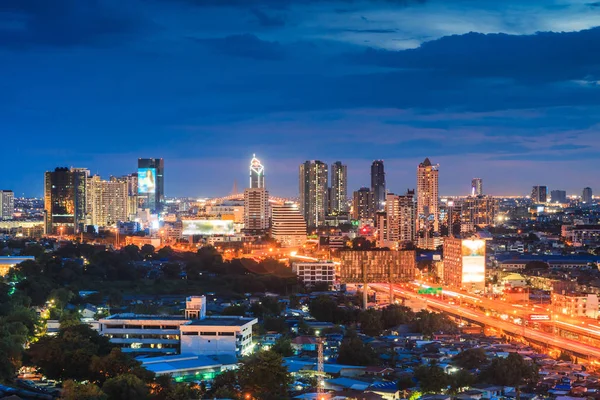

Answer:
[552,292,599,319]
[292,261,336,288]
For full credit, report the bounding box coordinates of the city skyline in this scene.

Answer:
[2,1,600,197]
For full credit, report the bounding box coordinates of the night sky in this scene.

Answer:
[2,0,600,198]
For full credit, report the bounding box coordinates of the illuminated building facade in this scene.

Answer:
[88,175,129,227]
[471,178,483,196]
[329,161,347,214]
[352,187,375,221]
[443,237,486,292]
[0,190,14,220]
[531,185,547,203]
[249,154,265,189]
[114,173,139,219]
[138,158,164,213]
[371,160,386,212]
[244,188,270,233]
[416,158,439,249]
[378,190,415,249]
[460,195,498,233]
[339,250,416,283]
[44,167,89,234]
[271,202,307,248]
[299,160,328,227]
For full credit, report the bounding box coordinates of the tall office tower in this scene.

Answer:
[379,190,415,248]
[299,160,328,227]
[352,187,375,220]
[244,188,270,233]
[271,202,307,248]
[371,160,386,211]
[0,190,14,220]
[471,178,483,196]
[138,158,164,213]
[550,190,567,204]
[460,195,498,233]
[531,186,548,203]
[88,176,129,227]
[44,167,89,234]
[583,187,593,204]
[330,161,348,215]
[114,174,138,219]
[249,154,265,189]
[416,158,439,249]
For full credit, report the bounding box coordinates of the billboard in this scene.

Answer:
[182,220,234,236]
[138,168,156,194]
[461,239,485,283]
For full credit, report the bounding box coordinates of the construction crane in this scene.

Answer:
[317,337,325,400]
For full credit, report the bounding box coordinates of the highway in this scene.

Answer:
[371,283,600,360]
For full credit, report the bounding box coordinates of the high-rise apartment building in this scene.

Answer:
[460,195,498,233]
[371,160,386,212]
[583,187,593,204]
[443,237,486,292]
[378,190,415,248]
[416,158,439,249]
[299,161,328,227]
[0,190,14,220]
[138,158,164,213]
[114,173,138,219]
[531,186,547,203]
[471,178,483,196]
[550,190,567,204]
[244,188,270,233]
[44,167,89,234]
[329,161,347,215]
[271,202,307,248]
[88,175,129,227]
[249,154,265,189]
[352,187,375,221]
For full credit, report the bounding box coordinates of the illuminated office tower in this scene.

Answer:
[299,160,328,227]
[88,175,129,227]
[379,190,415,248]
[0,190,14,220]
[352,187,375,221]
[531,186,547,203]
[583,187,593,204]
[138,158,164,213]
[114,173,138,219]
[271,202,307,248]
[330,161,348,214]
[471,178,483,196]
[460,195,498,233]
[244,188,270,233]
[249,154,265,189]
[44,167,89,234]
[371,160,386,211]
[416,158,439,249]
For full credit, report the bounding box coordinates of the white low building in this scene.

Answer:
[99,296,257,357]
[292,261,336,287]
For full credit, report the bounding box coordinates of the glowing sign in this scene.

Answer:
[418,287,443,295]
[462,240,485,283]
[529,314,550,321]
[138,168,156,194]
[182,220,234,236]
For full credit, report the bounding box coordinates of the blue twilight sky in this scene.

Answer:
[2,0,600,198]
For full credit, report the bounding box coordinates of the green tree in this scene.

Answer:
[449,369,476,394]
[61,381,107,400]
[0,319,28,382]
[336,336,377,366]
[238,350,292,400]
[161,262,181,280]
[359,309,383,337]
[414,362,449,393]
[479,353,539,400]
[91,348,154,385]
[102,373,149,400]
[222,305,247,316]
[309,295,338,322]
[210,369,238,398]
[140,244,155,258]
[413,310,458,336]
[452,348,488,370]
[271,337,294,357]
[381,304,414,329]
[397,374,415,398]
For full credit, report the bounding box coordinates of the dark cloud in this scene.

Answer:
[0,0,144,49]
[192,34,286,60]
[250,8,286,27]
[348,28,600,83]
[345,28,397,33]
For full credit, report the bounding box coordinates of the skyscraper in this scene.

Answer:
[471,178,483,196]
[299,161,328,227]
[352,187,375,220]
[271,202,307,248]
[416,158,439,249]
[330,161,347,214]
[88,175,129,227]
[244,188,270,233]
[378,190,415,248]
[583,187,593,204]
[114,173,139,219]
[138,158,164,213]
[461,195,498,233]
[44,167,89,234]
[249,154,265,189]
[551,190,567,204]
[531,186,547,203]
[0,190,14,220]
[371,160,386,211]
